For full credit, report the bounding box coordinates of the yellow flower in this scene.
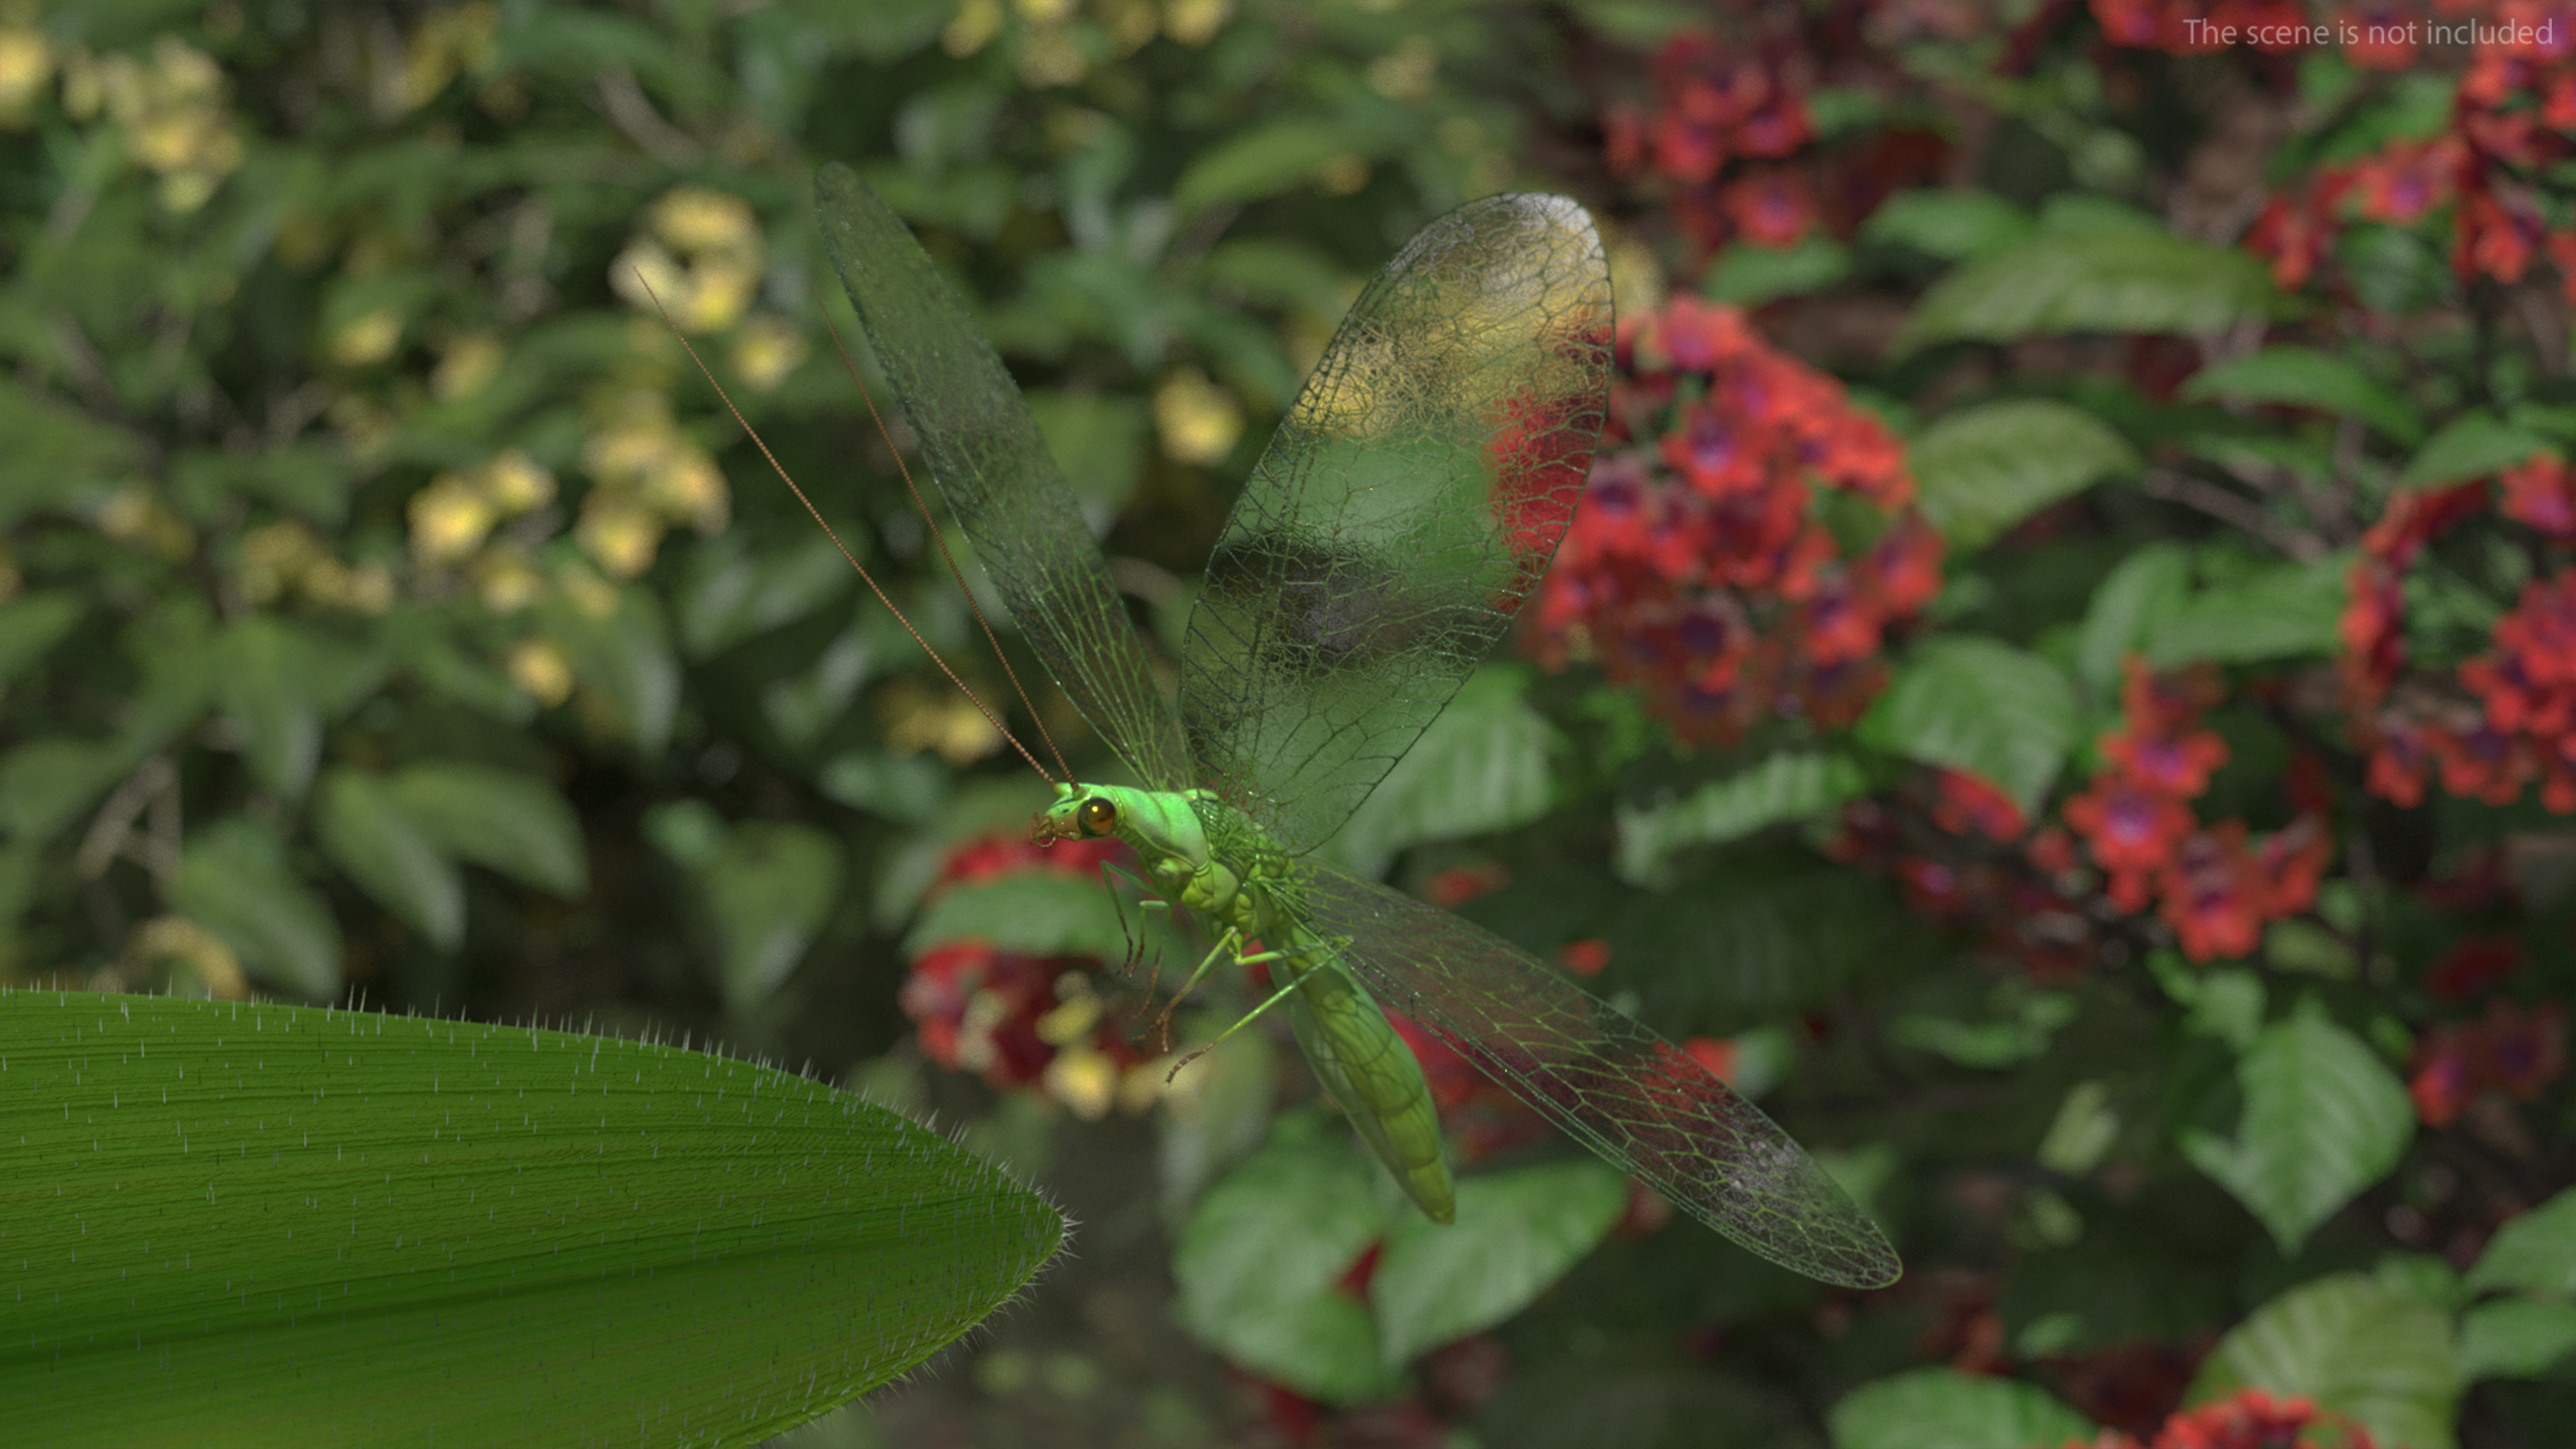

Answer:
[880,678,1004,765]
[1118,1058,1175,1114]
[609,239,690,315]
[1162,0,1232,47]
[98,37,244,213]
[654,187,757,255]
[127,916,250,1000]
[678,256,756,333]
[474,549,542,614]
[1153,366,1244,465]
[408,470,497,565]
[1014,23,1087,88]
[576,492,663,579]
[554,561,623,619]
[1366,38,1438,103]
[1044,1045,1118,1122]
[943,0,1003,57]
[729,313,806,391]
[239,519,323,604]
[98,487,195,561]
[645,447,729,533]
[0,27,54,128]
[479,447,555,515]
[506,638,574,708]
[327,307,405,368]
[432,331,506,400]
[305,558,395,614]
[402,2,500,112]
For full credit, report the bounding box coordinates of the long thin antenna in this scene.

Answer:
[636,273,1059,786]
[809,286,1076,787]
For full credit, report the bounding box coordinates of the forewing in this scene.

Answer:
[816,163,1189,788]
[1302,861,1902,1289]
[1181,195,1611,851]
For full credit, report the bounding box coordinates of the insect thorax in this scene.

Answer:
[1185,793,1308,938]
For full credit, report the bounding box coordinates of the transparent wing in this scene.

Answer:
[816,163,1191,789]
[1303,860,1902,1289]
[1180,195,1611,853]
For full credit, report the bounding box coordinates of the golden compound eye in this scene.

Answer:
[1077,798,1118,835]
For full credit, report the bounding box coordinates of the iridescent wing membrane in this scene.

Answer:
[1305,861,1902,1289]
[1180,195,1612,853]
[816,163,1190,789]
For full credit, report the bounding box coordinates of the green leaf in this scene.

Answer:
[702,821,847,1016]
[1829,1368,2093,1449]
[2074,543,2192,699]
[2176,1007,2413,1254]
[2467,1188,2576,1295]
[1702,238,1851,306]
[1910,398,2139,551]
[1898,230,2278,353]
[1859,190,2035,261]
[170,822,343,999]
[313,769,465,952]
[676,532,859,659]
[0,990,1063,1447]
[1372,1158,1627,1366]
[547,588,680,754]
[2143,553,2353,667]
[2400,413,2551,488]
[906,872,1130,961]
[2189,1272,2461,1449]
[0,737,131,845]
[1605,853,1900,1027]
[1172,121,1391,213]
[217,616,386,801]
[1324,666,1554,876]
[1027,390,1149,529]
[2180,346,2424,444]
[1159,1018,1278,1224]
[1174,1122,1400,1403]
[0,377,145,528]
[2457,1299,2576,1380]
[1856,637,2080,814]
[384,762,588,898]
[0,592,83,689]
[1614,751,1868,884]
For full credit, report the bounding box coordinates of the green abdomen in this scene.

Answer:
[1281,926,1456,1224]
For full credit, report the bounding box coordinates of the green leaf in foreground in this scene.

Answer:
[2179,346,2424,443]
[1909,398,2139,551]
[2142,553,2353,667]
[1175,1120,1399,1403]
[1371,1158,1627,1367]
[1829,1367,2092,1449]
[1896,229,2276,354]
[1855,636,2079,814]
[2176,1006,2413,1255]
[2467,1187,2576,1295]
[0,990,1065,1449]
[2188,1272,2461,1449]
[2400,413,2551,488]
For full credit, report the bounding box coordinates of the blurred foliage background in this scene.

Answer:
[10,0,2576,1446]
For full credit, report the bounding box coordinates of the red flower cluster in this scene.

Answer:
[2063,661,2330,961]
[1527,297,1941,749]
[2198,1,2576,300]
[2061,1388,2377,1449]
[1605,33,1818,256]
[2345,465,2576,812]
[900,830,1158,1120]
[2410,999,2569,1125]
[2086,0,2311,55]
[1828,777,2098,982]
